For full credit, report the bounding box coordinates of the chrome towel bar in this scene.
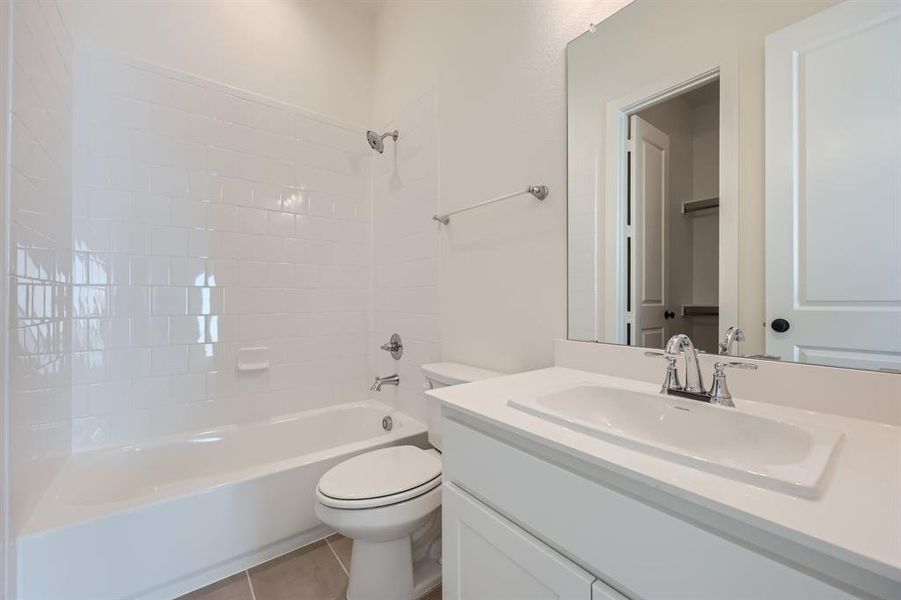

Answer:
[433,185,548,225]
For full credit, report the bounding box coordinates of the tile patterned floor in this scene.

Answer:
[178,535,442,600]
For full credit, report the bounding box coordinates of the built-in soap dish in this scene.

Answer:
[237,347,270,372]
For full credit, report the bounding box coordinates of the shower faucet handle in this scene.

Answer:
[380,334,403,360]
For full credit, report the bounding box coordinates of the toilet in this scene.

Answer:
[315,362,502,600]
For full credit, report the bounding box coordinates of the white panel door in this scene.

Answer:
[629,115,671,349]
[442,482,596,600]
[765,0,901,370]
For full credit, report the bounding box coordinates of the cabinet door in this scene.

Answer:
[443,482,595,600]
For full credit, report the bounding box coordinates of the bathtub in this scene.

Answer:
[16,400,427,600]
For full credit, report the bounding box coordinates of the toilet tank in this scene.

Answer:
[422,362,503,450]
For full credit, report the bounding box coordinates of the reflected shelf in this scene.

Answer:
[681,197,719,215]
[681,305,719,317]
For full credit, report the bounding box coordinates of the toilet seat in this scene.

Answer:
[317,446,442,510]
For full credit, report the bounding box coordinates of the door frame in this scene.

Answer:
[601,56,740,345]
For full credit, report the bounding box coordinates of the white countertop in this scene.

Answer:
[428,367,901,585]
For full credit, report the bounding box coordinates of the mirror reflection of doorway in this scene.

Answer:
[627,80,720,353]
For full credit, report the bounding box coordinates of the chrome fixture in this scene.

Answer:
[718,326,745,356]
[646,335,758,406]
[432,184,549,225]
[370,373,400,391]
[643,350,680,394]
[366,129,398,154]
[381,415,393,431]
[664,334,705,395]
[380,333,403,360]
[708,361,758,407]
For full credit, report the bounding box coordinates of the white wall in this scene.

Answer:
[373,0,632,378]
[3,0,75,587]
[70,0,376,126]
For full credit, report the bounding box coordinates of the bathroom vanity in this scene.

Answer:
[519,0,901,595]
[429,359,901,600]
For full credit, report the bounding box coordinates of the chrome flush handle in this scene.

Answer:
[708,361,758,407]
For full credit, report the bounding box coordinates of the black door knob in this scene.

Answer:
[771,318,790,333]
[664,311,675,320]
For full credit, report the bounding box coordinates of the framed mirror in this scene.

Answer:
[566,0,900,372]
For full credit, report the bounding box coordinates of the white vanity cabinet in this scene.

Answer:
[443,481,626,600]
[441,415,867,600]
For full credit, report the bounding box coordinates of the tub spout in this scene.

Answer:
[370,374,399,391]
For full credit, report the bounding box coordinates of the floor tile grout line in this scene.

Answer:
[245,570,257,600]
[325,537,350,577]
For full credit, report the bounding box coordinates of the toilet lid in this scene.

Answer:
[318,446,442,502]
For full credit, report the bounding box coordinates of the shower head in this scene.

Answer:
[366,130,398,154]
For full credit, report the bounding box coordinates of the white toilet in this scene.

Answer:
[315,362,502,600]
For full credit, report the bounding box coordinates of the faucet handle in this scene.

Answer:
[713,361,758,373]
[379,333,403,360]
[645,351,681,393]
[709,361,757,407]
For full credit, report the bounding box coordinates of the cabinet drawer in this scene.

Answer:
[443,481,596,600]
[442,416,859,600]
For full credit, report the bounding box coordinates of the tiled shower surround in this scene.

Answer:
[9,0,75,525]
[70,47,372,450]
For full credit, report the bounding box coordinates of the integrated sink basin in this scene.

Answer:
[508,385,843,498]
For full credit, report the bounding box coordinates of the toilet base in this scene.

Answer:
[347,538,412,600]
[345,538,441,600]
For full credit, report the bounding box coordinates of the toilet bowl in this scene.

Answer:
[315,445,442,600]
[314,362,502,600]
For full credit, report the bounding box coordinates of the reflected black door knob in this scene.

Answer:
[664,311,675,320]
[771,318,790,333]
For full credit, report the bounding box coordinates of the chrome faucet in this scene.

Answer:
[370,373,399,391]
[646,334,758,406]
[664,334,705,394]
[718,326,745,356]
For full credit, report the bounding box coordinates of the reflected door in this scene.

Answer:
[765,0,901,370]
[629,115,670,349]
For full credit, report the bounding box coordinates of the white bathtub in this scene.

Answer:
[17,400,427,600]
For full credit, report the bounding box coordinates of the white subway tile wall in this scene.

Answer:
[8,0,75,527]
[71,47,372,451]
[370,91,441,423]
